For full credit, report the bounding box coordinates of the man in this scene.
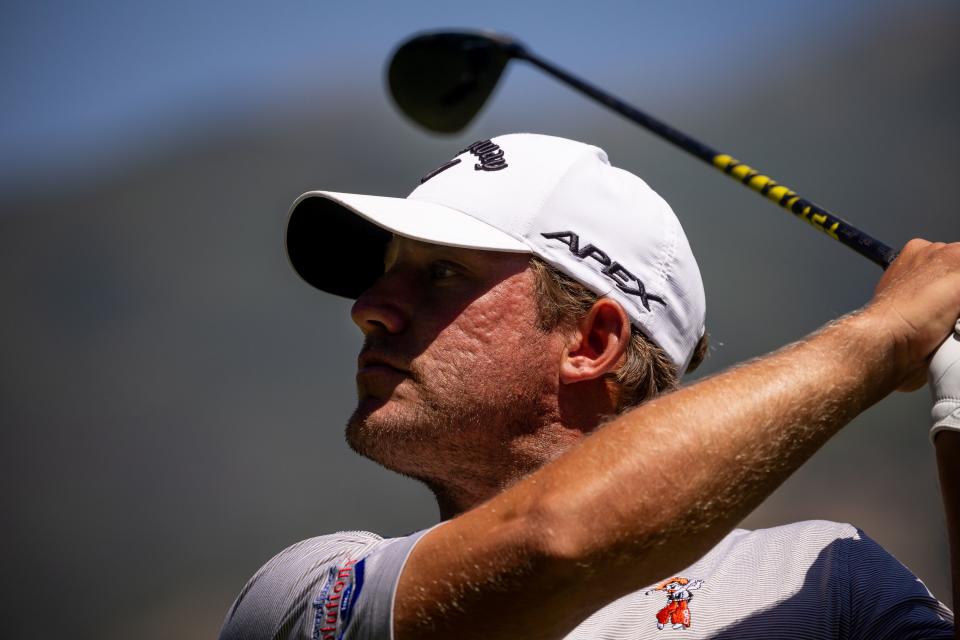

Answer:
[221,133,957,639]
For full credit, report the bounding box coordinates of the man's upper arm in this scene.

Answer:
[845,528,954,640]
[220,529,431,640]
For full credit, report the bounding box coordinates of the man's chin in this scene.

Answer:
[345,397,418,463]
[349,393,388,423]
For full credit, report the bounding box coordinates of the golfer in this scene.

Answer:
[220,133,957,639]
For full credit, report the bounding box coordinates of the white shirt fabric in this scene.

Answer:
[219,520,954,639]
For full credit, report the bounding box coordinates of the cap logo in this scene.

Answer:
[460,139,508,172]
[419,139,508,184]
[419,158,461,184]
[541,231,666,311]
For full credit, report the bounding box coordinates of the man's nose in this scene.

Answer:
[350,275,411,335]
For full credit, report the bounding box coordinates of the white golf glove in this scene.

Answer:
[930,319,960,442]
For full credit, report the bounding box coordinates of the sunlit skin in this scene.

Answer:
[347,236,628,518]
[353,238,959,640]
[332,232,960,640]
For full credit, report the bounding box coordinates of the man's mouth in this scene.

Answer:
[356,351,410,377]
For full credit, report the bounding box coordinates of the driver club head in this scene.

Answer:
[387,31,524,133]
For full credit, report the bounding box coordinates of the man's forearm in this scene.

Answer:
[553,310,895,563]
[519,309,898,597]
[396,310,901,639]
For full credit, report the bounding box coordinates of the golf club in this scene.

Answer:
[387,30,898,269]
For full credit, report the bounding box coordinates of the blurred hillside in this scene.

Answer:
[1,4,957,639]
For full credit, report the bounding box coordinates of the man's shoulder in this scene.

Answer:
[709,519,861,563]
[269,530,389,560]
[576,520,952,640]
[220,530,414,640]
[734,518,859,537]
[717,520,954,636]
[245,529,403,585]
[690,519,885,598]
[728,519,861,549]
[706,519,949,613]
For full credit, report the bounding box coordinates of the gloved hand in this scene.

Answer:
[930,319,960,442]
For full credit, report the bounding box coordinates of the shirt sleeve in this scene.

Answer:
[219,528,432,640]
[844,527,954,640]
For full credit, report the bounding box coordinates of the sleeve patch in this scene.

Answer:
[312,558,366,640]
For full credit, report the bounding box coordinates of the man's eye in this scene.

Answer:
[429,263,457,280]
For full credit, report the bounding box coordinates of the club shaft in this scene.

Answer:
[517,49,898,269]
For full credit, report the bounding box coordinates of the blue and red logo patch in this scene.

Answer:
[312,558,366,640]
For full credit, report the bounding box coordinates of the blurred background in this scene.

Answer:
[1,1,957,637]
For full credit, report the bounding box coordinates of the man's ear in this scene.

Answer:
[559,299,631,384]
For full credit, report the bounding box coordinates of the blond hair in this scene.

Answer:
[529,257,707,411]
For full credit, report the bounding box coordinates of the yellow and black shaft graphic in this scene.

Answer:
[713,154,841,239]
[711,154,882,247]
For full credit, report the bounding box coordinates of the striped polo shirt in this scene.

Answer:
[219,520,954,639]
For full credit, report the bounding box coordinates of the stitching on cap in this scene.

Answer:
[654,196,679,289]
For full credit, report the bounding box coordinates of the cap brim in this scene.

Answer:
[286,191,529,298]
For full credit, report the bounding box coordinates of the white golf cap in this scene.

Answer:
[286,133,705,373]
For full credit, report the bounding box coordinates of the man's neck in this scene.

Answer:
[426,421,590,520]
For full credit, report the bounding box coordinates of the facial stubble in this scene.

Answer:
[345,354,559,496]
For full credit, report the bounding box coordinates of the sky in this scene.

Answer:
[0,0,895,191]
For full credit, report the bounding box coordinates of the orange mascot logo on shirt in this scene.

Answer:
[644,577,705,631]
